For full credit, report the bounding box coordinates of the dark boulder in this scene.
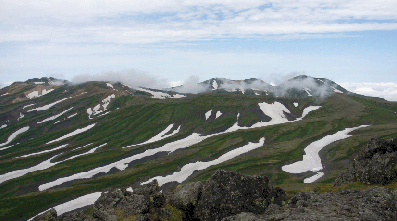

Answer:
[334,138,397,186]
[32,208,57,221]
[93,188,150,221]
[193,169,286,221]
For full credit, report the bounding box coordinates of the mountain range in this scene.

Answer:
[0,75,396,220]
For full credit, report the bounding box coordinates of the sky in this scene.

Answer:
[0,0,396,100]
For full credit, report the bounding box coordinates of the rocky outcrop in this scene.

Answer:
[92,179,181,221]
[193,169,286,221]
[58,211,96,221]
[223,187,397,221]
[334,138,397,186]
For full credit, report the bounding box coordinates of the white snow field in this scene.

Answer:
[333,87,343,93]
[34,82,45,84]
[0,124,7,129]
[205,109,212,120]
[0,126,29,147]
[28,98,68,112]
[1,144,107,185]
[26,89,54,99]
[46,123,96,144]
[87,94,115,118]
[28,192,102,220]
[282,125,369,183]
[293,102,298,107]
[17,144,69,158]
[17,112,24,121]
[106,83,114,89]
[215,111,223,119]
[66,143,106,160]
[67,113,78,119]
[39,102,322,191]
[0,154,60,184]
[124,124,181,148]
[304,88,313,96]
[212,80,218,90]
[23,104,35,109]
[304,172,325,183]
[142,137,265,186]
[138,88,186,99]
[38,108,73,124]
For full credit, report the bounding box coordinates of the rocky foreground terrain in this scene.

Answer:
[33,137,397,221]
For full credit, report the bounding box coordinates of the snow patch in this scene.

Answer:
[212,80,218,90]
[23,104,35,109]
[126,187,133,192]
[66,143,106,161]
[138,88,185,99]
[46,123,96,144]
[0,124,7,129]
[28,192,102,220]
[34,82,45,84]
[333,87,343,93]
[106,83,114,89]
[17,112,24,121]
[304,172,324,183]
[303,88,313,96]
[124,124,181,148]
[17,144,69,158]
[67,113,78,119]
[205,110,212,120]
[0,93,9,96]
[38,108,73,124]
[142,137,265,186]
[0,126,29,147]
[28,98,68,112]
[293,102,298,107]
[215,111,222,119]
[282,125,369,183]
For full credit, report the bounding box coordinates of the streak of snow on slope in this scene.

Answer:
[281,125,369,183]
[205,110,212,120]
[0,126,29,147]
[38,108,73,124]
[293,102,298,107]
[28,192,102,220]
[0,124,6,129]
[106,83,114,89]
[333,87,343,93]
[0,144,15,151]
[42,89,54,96]
[39,133,209,191]
[17,112,24,121]
[1,144,106,185]
[304,88,313,96]
[39,104,322,191]
[66,143,106,160]
[34,82,45,84]
[28,98,68,112]
[102,94,115,110]
[26,91,39,99]
[304,172,324,183]
[46,123,96,144]
[17,144,69,158]
[171,94,186,98]
[124,124,181,148]
[1,93,9,96]
[67,113,78,118]
[215,111,222,119]
[212,80,218,90]
[23,104,35,109]
[0,154,60,184]
[142,137,265,186]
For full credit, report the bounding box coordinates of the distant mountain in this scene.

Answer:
[0,75,396,220]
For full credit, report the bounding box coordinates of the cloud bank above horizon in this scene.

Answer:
[1,0,397,44]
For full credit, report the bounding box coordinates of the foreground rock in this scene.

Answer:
[32,208,57,221]
[194,169,286,221]
[334,137,397,186]
[223,186,397,221]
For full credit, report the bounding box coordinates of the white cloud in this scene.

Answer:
[1,0,397,43]
[339,82,397,101]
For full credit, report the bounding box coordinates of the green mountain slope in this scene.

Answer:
[0,77,396,220]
